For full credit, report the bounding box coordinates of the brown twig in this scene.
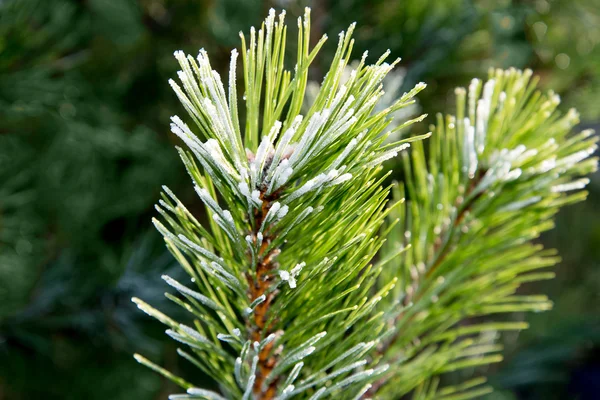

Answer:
[245,191,282,399]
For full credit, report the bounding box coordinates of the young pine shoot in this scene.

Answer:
[134,8,597,400]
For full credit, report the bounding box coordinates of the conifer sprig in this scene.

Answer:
[372,68,597,398]
[134,8,425,400]
[134,8,597,400]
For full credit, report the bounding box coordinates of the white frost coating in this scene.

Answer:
[253,132,276,181]
[551,178,590,192]
[286,169,354,203]
[212,213,239,243]
[331,173,353,185]
[265,120,283,144]
[195,186,224,216]
[249,294,266,309]
[229,48,238,101]
[267,116,302,179]
[249,163,258,189]
[532,157,557,174]
[474,79,495,154]
[462,118,478,178]
[176,324,211,345]
[475,145,531,192]
[282,385,295,396]
[365,143,410,168]
[298,360,370,396]
[282,362,304,390]
[556,148,596,169]
[162,275,222,311]
[329,137,359,171]
[350,384,373,400]
[337,95,356,123]
[269,158,294,193]
[239,181,250,196]
[169,78,202,122]
[260,202,282,229]
[482,78,495,104]
[170,117,226,180]
[502,168,522,182]
[499,91,507,103]
[287,110,330,167]
[414,81,427,91]
[499,196,542,212]
[305,108,357,166]
[185,388,227,400]
[197,49,241,157]
[170,115,194,138]
[177,47,242,168]
[260,333,277,349]
[222,210,234,223]
[241,366,255,400]
[278,205,289,220]
[209,261,241,287]
[326,169,340,180]
[278,206,315,239]
[244,295,265,315]
[476,100,488,154]
[281,346,316,369]
[239,182,261,207]
[270,201,282,215]
[251,190,262,204]
[468,78,480,120]
[160,29,449,399]
[330,85,349,111]
[217,332,241,343]
[519,148,539,162]
[177,234,221,262]
[265,8,276,41]
[279,262,305,289]
[234,357,244,387]
[286,177,319,202]
[292,262,305,274]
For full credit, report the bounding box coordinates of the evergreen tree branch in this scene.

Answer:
[371,69,597,398]
[134,8,427,399]
[132,7,596,400]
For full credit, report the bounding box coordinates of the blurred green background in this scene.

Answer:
[0,0,598,399]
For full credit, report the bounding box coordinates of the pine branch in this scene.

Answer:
[371,69,597,398]
[132,7,596,400]
[134,8,426,400]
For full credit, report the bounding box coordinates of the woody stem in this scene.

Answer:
[247,193,281,399]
